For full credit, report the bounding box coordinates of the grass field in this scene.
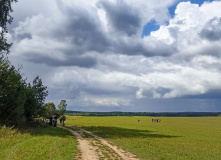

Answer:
[66,116,221,160]
[0,125,77,160]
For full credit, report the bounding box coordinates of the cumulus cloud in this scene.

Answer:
[8,0,221,111]
[97,0,142,36]
[200,17,221,41]
[10,0,177,65]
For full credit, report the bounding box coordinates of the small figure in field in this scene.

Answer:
[152,119,153,122]
[62,116,66,126]
[159,119,161,123]
[60,116,63,124]
[138,120,140,123]
[157,119,158,123]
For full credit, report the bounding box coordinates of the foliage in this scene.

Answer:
[0,0,49,126]
[0,125,77,160]
[0,0,18,55]
[0,58,26,124]
[41,102,56,118]
[32,76,48,114]
[0,58,48,125]
[58,100,67,116]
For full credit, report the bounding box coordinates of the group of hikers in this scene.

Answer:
[152,119,161,123]
[137,119,161,123]
[47,115,66,127]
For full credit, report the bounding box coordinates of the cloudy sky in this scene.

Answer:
[7,0,221,112]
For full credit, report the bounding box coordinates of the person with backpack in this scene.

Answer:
[62,116,66,126]
[60,116,63,124]
[53,115,57,127]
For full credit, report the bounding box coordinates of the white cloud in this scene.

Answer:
[7,0,221,111]
[136,88,144,99]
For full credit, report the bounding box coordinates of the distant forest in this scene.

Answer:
[65,111,221,117]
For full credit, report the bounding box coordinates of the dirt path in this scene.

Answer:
[58,125,140,160]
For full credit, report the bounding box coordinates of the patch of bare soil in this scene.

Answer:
[58,125,140,160]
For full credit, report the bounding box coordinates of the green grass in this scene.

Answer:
[65,116,221,160]
[0,125,77,160]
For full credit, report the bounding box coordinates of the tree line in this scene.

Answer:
[0,0,67,126]
[65,111,221,117]
[0,58,67,125]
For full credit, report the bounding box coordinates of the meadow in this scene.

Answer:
[0,125,77,160]
[1,116,221,160]
[66,116,221,160]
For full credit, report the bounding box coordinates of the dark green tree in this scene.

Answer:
[0,0,50,126]
[0,0,18,55]
[32,76,48,115]
[23,83,38,121]
[0,58,27,124]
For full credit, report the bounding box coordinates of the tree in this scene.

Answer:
[0,0,50,126]
[0,0,18,55]
[58,100,67,115]
[32,76,48,114]
[0,58,27,124]
[23,83,38,121]
[41,102,56,118]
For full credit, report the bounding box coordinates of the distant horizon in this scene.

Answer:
[65,110,221,113]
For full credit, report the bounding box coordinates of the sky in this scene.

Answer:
[6,0,221,112]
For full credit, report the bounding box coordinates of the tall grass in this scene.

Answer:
[0,125,77,160]
[66,116,221,160]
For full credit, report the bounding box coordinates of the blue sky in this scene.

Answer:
[142,0,216,37]
[8,0,221,112]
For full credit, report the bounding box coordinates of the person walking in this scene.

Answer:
[60,116,63,124]
[49,116,53,126]
[53,115,57,127]
[62,116,66,126]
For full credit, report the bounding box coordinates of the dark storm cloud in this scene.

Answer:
[83,85,137,96]
[26,54,97,68]
[130,98,221,112]
[53,0,176,58]
[16,33,32,40]
[55,1,111,54]
[155,87,172,96]
[114,39,176,57]
[183,89,221,99]
[200,17,221,41]
[47,87,81,100]
[97,0,141,36]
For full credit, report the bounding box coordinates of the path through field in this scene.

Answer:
[58,126,139,160]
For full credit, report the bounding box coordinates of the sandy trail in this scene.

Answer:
[58,125,139,160]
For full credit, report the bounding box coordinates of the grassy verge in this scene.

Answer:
[65,116,221,160]
[0,125,77,160]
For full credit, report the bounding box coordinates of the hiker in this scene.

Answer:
[62,116,66,126]
[49,116,53,126]
[138,120,140,123]
[60,116,63,124]
[53,115,57,127]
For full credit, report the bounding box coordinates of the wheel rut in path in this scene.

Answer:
[58,125,140,160]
